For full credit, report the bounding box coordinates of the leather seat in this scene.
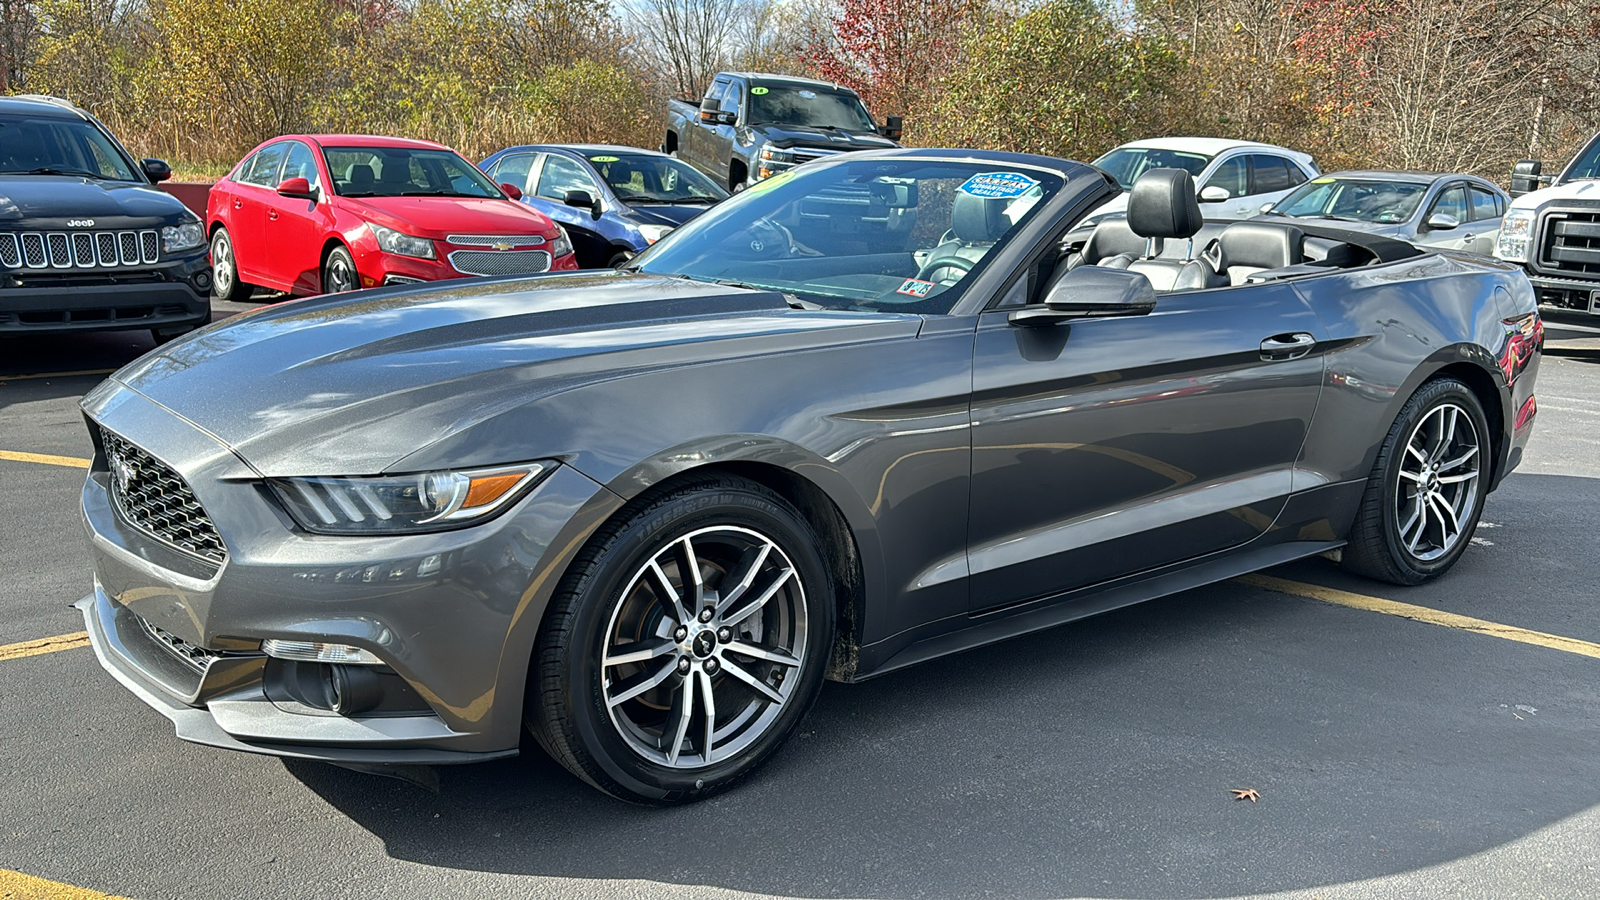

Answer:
[1121,169,1223,292]
[920,192,1014,279]
[1211,222,1306,285]
[346,164,375,188]
[1072,218,1144,269]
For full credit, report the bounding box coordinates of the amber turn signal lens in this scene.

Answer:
[464,472,528,509]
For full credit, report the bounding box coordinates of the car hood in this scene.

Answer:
[0,176,185,225]
[755,125,899,151]
[338,195,556,238]
[1275,217,1407,237]
[1507,179,1600,211]
[102,271,917,476]
[621,203,713,227]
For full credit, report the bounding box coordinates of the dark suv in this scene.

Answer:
[0,95,211,341]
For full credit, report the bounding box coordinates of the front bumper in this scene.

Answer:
[1524,271,1600,314]
[0,252,211,333]
[78,383,619,762]
[353,246,580,289]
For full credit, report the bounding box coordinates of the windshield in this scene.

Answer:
[1274,178,1428,223]
[324,146,503,199]
[0,114,139,181]
[748,86,876,132]
[633,159,1061,314]
[1092,147,1211,191]
[585,153,729,204]
[1563,135,1600,181]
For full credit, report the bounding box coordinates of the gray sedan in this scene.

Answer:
[1262,170,1509,255]
[76,154,1541,805]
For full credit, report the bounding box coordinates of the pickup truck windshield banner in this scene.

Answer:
[959,172,1038,199]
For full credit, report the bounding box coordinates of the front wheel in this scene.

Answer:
[321,245,358,294]
[210,227,253,302]
[1343,377,1490,585]
[529,474,834,804]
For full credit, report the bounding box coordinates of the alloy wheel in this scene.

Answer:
[600,525,807,769]
[212,233,233,295]
[1393,401,1481,561]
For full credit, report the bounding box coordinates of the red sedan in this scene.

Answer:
[207,134,578,300]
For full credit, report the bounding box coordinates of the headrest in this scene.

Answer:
[347,164,375,186]
[1081,218,1146,263]
[378,158,409,184]
[1216,222,1306,270]
[951,192,1012,244]
[606,159,635,181]
[1127,168,1203,240]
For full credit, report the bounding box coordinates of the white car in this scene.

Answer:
[1079,137,1319,230]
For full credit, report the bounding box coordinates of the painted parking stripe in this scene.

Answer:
[0,449,91,468]
[0,632,90,662]
[0,368,116,381]
[1241,574,1600,660]
[0,869,128,899]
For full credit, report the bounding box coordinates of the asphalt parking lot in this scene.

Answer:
[3,307,1599,900]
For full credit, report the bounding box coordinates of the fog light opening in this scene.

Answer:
[325,664,384,716]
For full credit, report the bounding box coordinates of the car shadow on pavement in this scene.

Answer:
[284,523,1600,900]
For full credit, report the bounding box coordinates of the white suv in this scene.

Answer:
[1079,137,1320,230]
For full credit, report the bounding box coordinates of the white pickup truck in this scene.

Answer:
[1497,136,1600,315]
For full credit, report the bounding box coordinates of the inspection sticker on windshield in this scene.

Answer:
[751,87,769,95]
[959,172,1037,199]
[591,155,619,163]
[1311,176,1334,183]
[897,278,936,297]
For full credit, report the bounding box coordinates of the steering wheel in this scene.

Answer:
[915,255,974,285]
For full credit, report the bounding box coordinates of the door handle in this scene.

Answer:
[268,210,279,220]
[1462,233,1474,242]
[232,199,242,209]
[1260,332,1316,360]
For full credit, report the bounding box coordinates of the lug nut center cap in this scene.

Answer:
[691,630,718,659]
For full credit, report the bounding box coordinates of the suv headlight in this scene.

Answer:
[637,224,673,245]
[1496,210,1534,263]
[270,462,551,535]
[369,222,436,259]
[759,147,796,165]
[548,225,573,259]
[161,214,205,253]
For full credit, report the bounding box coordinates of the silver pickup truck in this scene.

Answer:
[663,71,902,192]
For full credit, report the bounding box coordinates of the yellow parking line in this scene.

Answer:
[0,368,116,381]
[0,632,90,662]
[0,450,91,469]
[1241,574,1600,660]
[0,869,127,899]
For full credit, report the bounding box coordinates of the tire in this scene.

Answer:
[210,227,253,302]
[529,473,834,804]
[606,251,632,269]
[321,245,358,295]
[1342,377,1491,585]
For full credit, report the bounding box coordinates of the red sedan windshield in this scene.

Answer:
[324,146,503,199]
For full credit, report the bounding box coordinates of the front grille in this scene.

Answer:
[446,234,545,247]
[791,148,845,165]
[1540,211,1600,275]
[138,617,222,673]
[447,249,552,277]
[101,430,227,567]
[0,229,160,270]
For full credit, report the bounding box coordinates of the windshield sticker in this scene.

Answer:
[745,170,796,195]
[797,90,816,99]
[590,155,619,163]
[897,278,936,298]
[1311,176,1334,183]
[750,87,769,95]
[959,172,1038,199]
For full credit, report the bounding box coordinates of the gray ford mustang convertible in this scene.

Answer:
[77,150,1542,803]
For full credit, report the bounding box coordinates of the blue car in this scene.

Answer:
[479,144,730,268]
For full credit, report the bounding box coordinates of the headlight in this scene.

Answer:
[637,224,673,245]
[1495,210,1534,263]
[369,222,436,259]
[161,214,205,253]
[759,147,795,164]
[548,225,573,259]
[270,462,551,535]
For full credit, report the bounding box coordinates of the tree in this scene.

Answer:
[806,0,981,117]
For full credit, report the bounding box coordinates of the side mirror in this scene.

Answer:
[881,115,903,141]
[564,189,602,219]
[500,182,523,201]
[1259,202,1274,214]
[275,176,317,200]
[1009,266,1157,327]
[1509,159,1546,197]
[1198,185,1230,203]
[1425,212,1460,231]
[142,158,172,183]
[699,98,720,123]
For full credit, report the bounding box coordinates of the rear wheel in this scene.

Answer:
[529,474,833,804]
[607,251,632,269]
[1343,377,1490,585]
[210,227,253,302]
[321,245,358,294]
